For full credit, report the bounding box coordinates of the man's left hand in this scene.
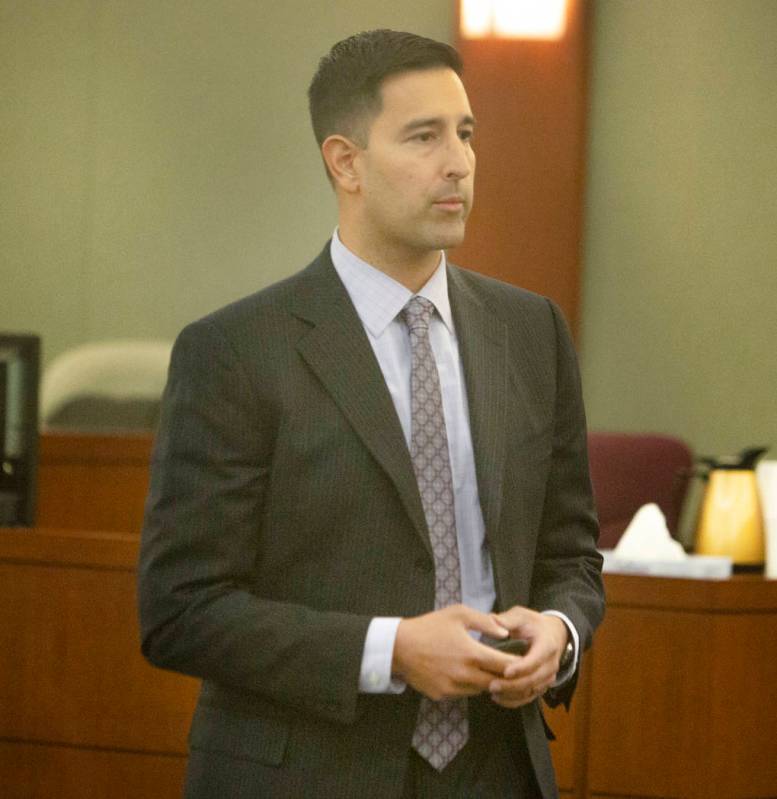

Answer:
[486,607,569,709]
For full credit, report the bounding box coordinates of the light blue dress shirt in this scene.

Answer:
[329,231,578,694]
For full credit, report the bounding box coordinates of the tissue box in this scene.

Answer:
[600,550,733,579]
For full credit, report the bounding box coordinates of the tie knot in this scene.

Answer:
[402,296,435,333]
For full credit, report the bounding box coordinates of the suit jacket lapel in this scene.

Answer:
[291,248,432,554]
[448,266,509,547]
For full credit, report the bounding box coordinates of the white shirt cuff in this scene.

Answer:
[359,617,406,694]
[542,610,579,687]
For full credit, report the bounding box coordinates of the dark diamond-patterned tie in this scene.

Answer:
[402,296,468,771]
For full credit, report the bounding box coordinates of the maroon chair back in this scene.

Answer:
[587,432,693,549]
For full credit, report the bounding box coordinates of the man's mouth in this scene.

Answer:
[433,196,466,211]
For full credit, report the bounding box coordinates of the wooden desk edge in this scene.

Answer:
[0,527,139,570]
[39,431,154,464]
[603,571,777,612]
[3,528,776,608]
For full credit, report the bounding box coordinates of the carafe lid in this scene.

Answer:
[699,446,768,471]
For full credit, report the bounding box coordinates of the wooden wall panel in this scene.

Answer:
[0,527,198,798]
[587,607,710,798]
[36,433,152,533]
[706,614,777,798]
[546,699,577,791]
[4,529,777,797]
[452,0,590,335]
[588,575,777,799]
[0,742,186,799]
[0,560,197,753]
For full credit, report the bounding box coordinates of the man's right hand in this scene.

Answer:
[391,605,520,701]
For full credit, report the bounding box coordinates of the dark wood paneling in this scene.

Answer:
[0,741,186,799]
[0,558,197,753]
[452,0,590,335]
[36,432,152,533]
[588,575,777,799]
[587,606,709,798]
[0,527,199,794]
[546,697,577,791]
[3,530,777,798]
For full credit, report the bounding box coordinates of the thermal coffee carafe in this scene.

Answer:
[695,447,768,569]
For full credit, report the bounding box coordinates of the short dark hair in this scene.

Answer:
[308,29,463,148]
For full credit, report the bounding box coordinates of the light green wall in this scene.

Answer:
[581,0,777,456]
[1,0,452,364]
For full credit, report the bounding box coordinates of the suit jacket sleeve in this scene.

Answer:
[137,317,371,726]
[531,300,604,707]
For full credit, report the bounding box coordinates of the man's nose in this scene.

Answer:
[443,135,472,180]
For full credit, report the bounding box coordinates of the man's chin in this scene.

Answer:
[436,227,467,251]
[424,217,468,250]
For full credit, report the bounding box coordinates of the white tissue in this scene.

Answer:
[613,503,687,561]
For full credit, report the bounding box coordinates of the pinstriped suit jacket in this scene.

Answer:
[138,244,604,798]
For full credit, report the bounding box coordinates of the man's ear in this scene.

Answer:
[321,135,362,193]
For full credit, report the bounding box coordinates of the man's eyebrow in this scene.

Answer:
[400,114,477,134]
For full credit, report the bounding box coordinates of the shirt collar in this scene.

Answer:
[330,229,454,337]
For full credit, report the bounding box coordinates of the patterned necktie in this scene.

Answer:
[402,296,468,771]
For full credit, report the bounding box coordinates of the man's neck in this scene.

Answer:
[336,231,442,293]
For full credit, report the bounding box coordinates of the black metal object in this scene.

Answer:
[0,333,40,526]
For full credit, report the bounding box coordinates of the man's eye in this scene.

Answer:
[459,129,474,142]
[413,132,435,142]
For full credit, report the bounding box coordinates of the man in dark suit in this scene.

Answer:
[138,29,604,798]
